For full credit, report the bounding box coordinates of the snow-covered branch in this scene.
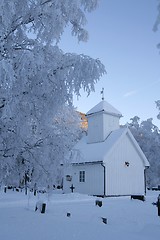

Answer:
[0,0,105,188]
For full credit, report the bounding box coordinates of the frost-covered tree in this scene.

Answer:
[128,116,160,187]
[153,0,160,48]
[0,0,106,187]
[155,100,160,119]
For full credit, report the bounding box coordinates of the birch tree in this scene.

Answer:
[128,116,160,187]
[0,0,106,187]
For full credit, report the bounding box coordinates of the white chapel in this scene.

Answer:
[63,100,150,197]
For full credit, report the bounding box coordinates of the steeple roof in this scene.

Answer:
[86,100,122,117]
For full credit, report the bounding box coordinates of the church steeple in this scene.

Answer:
[86,100,122,144]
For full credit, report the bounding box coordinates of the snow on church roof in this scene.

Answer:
[71,127,149,167]
[86,100,122,117]
[71,127,126,164]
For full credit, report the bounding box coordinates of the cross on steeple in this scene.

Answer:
[101,88,104,101]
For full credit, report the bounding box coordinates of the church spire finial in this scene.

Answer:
[101,87,104,101]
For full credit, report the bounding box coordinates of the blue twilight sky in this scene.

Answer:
[60,0,160,127]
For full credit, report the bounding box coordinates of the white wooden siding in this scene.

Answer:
[103,114,120,136]
[87,114,104,143]
[63,164,104,195]
[106,133,145,196]
[87,112,120,143]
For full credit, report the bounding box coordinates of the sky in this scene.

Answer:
[60,0,160,127]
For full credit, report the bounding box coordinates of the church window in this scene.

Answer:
[79,171,85,182]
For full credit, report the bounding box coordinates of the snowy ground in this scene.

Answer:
[0,189,160,240]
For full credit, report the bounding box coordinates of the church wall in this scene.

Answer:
[63,163,104,196]
[105,133,145,196]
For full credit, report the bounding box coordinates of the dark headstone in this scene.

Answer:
[95,200,102,207]
[67,212,71,217]
[131,195,145,201]
[102,217,107,224]
[157,194,160,217]
[41,203,46,214]
[35,201,46,214]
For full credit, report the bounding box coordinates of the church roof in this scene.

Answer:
[86,100,122,117]
[71,128,125,164]
[70,127,149,167]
